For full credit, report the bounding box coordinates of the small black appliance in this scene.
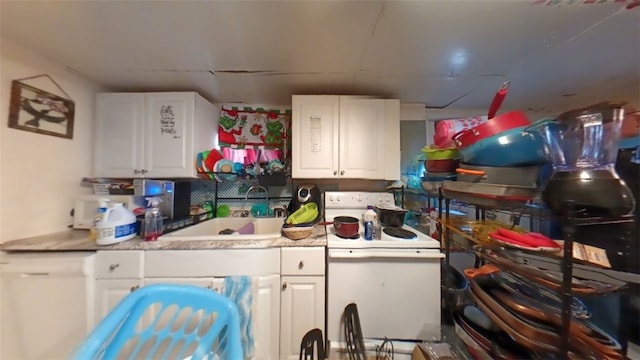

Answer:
[287,184,322,223]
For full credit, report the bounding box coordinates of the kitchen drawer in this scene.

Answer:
[95,250,144,279]
[281,247,325,275]
[145,249,280,277]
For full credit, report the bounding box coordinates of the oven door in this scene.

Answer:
[326,248,443,348]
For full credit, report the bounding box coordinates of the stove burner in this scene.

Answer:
[336,233,360,240]
[383,227,417,239]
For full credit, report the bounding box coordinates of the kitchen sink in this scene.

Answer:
[159,217,285,241]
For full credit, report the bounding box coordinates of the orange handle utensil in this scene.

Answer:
[464,264,500,278]
[456,168,486,176]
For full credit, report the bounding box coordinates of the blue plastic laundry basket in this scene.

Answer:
[72,284,243,360]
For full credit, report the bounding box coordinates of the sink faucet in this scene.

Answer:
[245,185,269,217]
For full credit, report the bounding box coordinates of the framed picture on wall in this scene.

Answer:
[8,80,75,139]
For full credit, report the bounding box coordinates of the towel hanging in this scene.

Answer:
[223,276,255,358]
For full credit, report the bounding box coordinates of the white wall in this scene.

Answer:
[0,38,105,242]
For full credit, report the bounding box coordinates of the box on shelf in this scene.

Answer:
[412,343,457,360]
[92,183,134,195]
[257,173,287,187]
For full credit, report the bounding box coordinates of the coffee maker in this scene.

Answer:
[133,179,191,220]
[287,184,322,223]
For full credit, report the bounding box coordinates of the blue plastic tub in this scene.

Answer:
[459,125,550,167]
[72,284,243,360]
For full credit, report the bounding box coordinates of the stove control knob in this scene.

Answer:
[336,195,341,202]
[329,195,335,202]
[356,195,361,202]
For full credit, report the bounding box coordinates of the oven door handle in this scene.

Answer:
[328,250,444,260]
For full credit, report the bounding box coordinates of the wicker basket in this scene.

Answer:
[282,225,314,240]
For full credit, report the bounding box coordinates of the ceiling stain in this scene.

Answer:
[557,6,628,47]
[64,66,94,81]
[254,72,323,77]
[212,70,325,77]
[214,70,276,74]
[370,2,387,39]
[426,87,478,109]
[142,69,212,73]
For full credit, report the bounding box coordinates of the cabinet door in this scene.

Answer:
[144,92,196,177]
[253,274,280,360]
[279,276,325,360]
[1,272,92,360]
[339,98,389,179]
[95,279,145,325]
[94,93,145,178]
[292,95,340,178]
[94,279,146,358]
[142,278,218,358]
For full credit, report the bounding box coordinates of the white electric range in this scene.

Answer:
[324,191,443,359]
[325,191,440,249]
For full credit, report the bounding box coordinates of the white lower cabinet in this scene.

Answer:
[1,248,325,360]
[144,277,222,291]
[253,274,281,360]
[280,276,326,360]
[0,252,95,360]
[94,250,146,359]
[94,278,147,359]
[94,278,145,322]
[279,247,326,360]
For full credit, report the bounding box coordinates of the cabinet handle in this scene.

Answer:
[333,170,338,176]
[282,282,288,290]
[298,260,304,269]
[340,170,345,176]
[108,264,119,271]
[130,285,140,292]
[20,272,50,277]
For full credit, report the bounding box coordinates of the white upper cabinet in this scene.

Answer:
[94,93,145,178]
[94,92,218,178]
[291,95,340,179]
[291,95,400,180]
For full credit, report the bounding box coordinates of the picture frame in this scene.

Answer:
[8,80,75,139]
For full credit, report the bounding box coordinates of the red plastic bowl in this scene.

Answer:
[425,159,460,173]
[452,111,530,149]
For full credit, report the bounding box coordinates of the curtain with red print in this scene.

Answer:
[218,105,291,151]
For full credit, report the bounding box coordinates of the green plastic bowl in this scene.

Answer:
[421,147,460,160]
[286,203,318,224]
[216,204,230,217]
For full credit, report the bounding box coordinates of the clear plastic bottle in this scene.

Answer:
[144,197,163,241]
[373,216,382,240]
[89,199,109,242]
[363,205,377,240]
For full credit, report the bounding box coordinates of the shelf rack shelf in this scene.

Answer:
[434,185,633,359]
